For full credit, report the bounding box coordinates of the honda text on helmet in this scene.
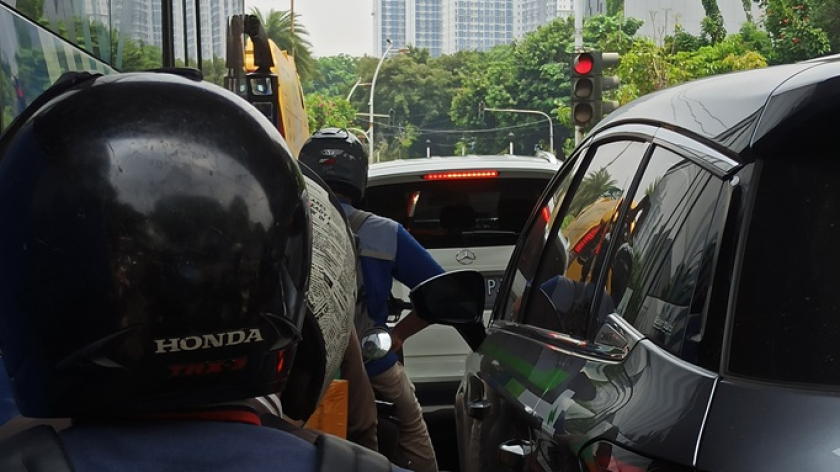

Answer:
[298,128,369,203]
[0,70,312,418]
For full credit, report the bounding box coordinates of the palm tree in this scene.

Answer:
[249,7,317,83]
[569,167,619,217]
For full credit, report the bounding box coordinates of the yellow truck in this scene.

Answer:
[225,15,310,157]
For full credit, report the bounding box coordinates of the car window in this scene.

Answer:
[517,140,648,337]
[0,6,115,132]
[604,146,726,361]
[731,150,840,386]
[500,152,587,323]
[363,177,549,249]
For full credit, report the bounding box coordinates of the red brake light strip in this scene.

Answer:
[422,170,499,180]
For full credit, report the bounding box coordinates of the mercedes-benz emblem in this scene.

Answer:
[455,249,476,265]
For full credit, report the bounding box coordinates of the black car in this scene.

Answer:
[416,54,840,471]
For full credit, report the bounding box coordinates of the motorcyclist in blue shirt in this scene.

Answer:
[300,129,444,472]
[0,71,403,471]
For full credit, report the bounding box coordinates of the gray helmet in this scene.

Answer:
[298,128,368,202]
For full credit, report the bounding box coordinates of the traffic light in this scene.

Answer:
[570,51,621,128]
[571,51,597,127]
[598,52,621,118]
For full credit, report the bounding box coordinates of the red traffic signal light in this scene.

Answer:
[570,50,621,128]
[573,53,594,75]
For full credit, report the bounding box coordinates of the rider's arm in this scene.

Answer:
[391,225,444,345]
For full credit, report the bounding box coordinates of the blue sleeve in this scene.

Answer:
[392,225,445,289]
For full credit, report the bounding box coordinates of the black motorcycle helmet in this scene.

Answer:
[298,128,369,202]
[0,70,312,418]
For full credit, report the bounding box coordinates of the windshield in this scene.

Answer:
[362,178,548,249]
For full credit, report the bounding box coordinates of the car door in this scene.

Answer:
[453,145,591,472]
[561,138,733,471]
[456,125,736,471]
[454,134,653,472]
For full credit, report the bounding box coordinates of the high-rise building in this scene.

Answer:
[374,0,442,57]
[414,0,443,57]
[376,0,568,57]
[174,0,239,63]
[442,0,513,54]
[374,0,409,56]
[555,0,573,19]
[514,0,555,40]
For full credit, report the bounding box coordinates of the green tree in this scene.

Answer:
[118,38,163,71]
[607,0,625,16]
[305,93,358,131]
[664,25,706,53]
[758,0,831,64]
[701,0,727,44]
[200,56,228,86]
[811,0,840,52]
[615,34,767,102]
[569,167,618,217]
[352,46,465,157]
[249,8,317,83]
[306,54,360,96]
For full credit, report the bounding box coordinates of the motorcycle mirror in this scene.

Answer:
[361,327,392,361]
[410,270,485,325]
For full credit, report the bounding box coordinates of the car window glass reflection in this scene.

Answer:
[606,146,725,360]
[504,154,585,323]
[521,140,647,337]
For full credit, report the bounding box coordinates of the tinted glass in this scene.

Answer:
[1,4,114,132]
[606,146,725,360]
[500,153,586,323]
[521,140,648,337]
[731,154,840,385]
[362,177,550,249]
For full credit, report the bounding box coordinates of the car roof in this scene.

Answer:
[368,154,561,183]
[590,55,840,160]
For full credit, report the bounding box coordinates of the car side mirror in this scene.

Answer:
[410,270,485,325]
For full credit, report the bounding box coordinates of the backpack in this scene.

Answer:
[347,209,375,337]
[347,210,409,332]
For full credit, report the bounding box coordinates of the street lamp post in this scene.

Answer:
[479,102,554,156]
[507,132,515,155]
[369,38,393,161]
[346,77,371,101]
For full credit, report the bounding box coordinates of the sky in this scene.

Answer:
[243,0,374,58]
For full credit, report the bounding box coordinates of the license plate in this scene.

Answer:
[485,275,503,309]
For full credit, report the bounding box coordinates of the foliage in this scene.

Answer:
[810,0,840,52]
[118,39,163,72]
[305,54,360,96]
[665,25,706,53]
[350,46,465,157]
[451,17,581,156]
[738,22,774,58]
[616,34,768,101]
[249,8,317,83]
[700,0,727,44]
[304,94,358,131]
[607,0,625,16]
[757,0,831,64]
[199,56,228,86]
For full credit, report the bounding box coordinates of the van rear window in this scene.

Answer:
[361,178,549,249]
